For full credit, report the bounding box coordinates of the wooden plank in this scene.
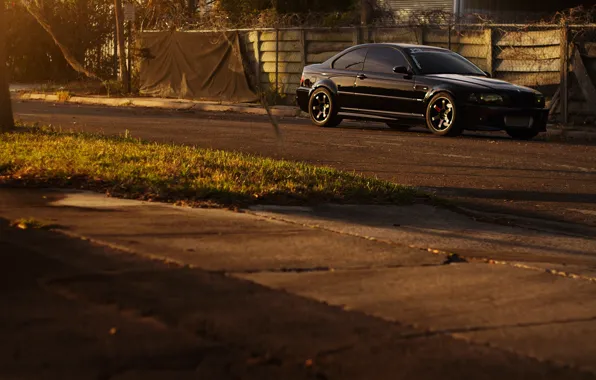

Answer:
[370,28,419,43]
[307,51,338,64]
[261,52,301,63]
[496,29,560,47]
[261,41,300,52]
[496,72,560,87]
[261,73,301,85]
[495,59,560,72]
[300,29,307,68]
[280,84,299,95]
[423,31,485,45]
[262,62,303,73]
[467,57,488,71]
[495,46,560,60]
[424,43,488,58]
[307,41,353,54]
[572,48,596,111]
[585,43,596,58]
[259,82,298,94]
[247,31,259,43]
[260,30,301,41]
[306,30,353,42]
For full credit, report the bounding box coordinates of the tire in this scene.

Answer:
[308,87,341,128]
[425,93,462,137]
[386,122,411,131]
[506,128,540,140]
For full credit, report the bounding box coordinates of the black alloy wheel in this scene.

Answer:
[308,88,341,128]
[426,93,462,137]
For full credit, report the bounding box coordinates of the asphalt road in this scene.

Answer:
[13,100,596,230]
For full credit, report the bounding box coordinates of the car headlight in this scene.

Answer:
[468,93,504,105]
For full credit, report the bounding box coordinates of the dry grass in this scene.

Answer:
[0,126,417,207]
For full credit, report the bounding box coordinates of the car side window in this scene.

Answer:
[364,47,408,75]
[333,48,367,71]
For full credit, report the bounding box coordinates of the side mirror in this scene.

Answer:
[393,66,410,75]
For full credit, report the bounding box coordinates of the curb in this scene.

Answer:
[17,92,303,118]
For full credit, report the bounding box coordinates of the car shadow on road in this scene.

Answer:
[424,186,596,204]
[336,124,596,146]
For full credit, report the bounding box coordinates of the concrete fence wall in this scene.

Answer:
[239,25,571,99]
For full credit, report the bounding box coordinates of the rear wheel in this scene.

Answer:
[425,93,462,137]
[386,122,411,131]
[308,88,341,128]
[506,128,540,140]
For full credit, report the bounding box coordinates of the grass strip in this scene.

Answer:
[0,126,417,207]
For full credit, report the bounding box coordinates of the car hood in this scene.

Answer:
[427,74,538,93]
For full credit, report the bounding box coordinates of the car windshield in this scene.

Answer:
[407,50,486,76]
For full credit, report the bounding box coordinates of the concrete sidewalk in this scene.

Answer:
[1,187,596,378]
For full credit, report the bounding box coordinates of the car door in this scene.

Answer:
[327,47,368,111]
[354,46,422,117]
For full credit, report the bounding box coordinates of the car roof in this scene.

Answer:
[352,43,450,52]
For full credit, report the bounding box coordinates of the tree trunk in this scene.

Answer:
[361,0,371,26]
[0,1,14,132]
[188,0,196,17]
[114,0,129,92]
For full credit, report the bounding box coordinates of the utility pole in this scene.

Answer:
[0,1,14,132]
[114,0,129,92]
[361,0,368,25]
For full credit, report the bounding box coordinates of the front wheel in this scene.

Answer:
[425,93,462,137]
[308,88,341,128]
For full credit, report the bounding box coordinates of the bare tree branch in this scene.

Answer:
[19,0,101,80]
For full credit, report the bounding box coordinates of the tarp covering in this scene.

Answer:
[138,31,257,102]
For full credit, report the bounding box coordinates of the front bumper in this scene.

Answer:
[460,104,549,132]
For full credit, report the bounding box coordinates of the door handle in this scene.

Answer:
[357,74,367,80]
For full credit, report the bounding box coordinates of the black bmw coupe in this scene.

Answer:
[296,43,549,139]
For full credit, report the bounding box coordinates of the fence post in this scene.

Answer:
[485,27,493,76]
[560,20,569,125]
[300,29,307,70]
[448,22,452,51]
[353,27,361,45]
[275,28,279,94]
[362,26,369,43]
[254,31,261,88]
